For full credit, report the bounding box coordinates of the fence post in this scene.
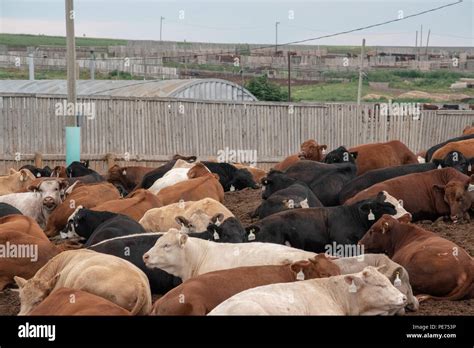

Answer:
[105,153,116,169]
[34,152,43,168]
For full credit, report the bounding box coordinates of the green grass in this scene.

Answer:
[0,33,126,47]
[0,67,144,80]
[163,61,239,73]
[290,80,367,102]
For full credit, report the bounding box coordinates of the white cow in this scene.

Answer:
[0,179,66,228]
[381,191,412,222]
[139,197,234,233]
[208,266,407,315]
[148,168,191,194]
[143,229,316,281]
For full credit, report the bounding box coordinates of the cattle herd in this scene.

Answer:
[0,125,473,316]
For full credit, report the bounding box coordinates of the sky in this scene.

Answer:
[0,0,473,47]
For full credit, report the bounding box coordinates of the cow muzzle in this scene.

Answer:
[43,197,57,210]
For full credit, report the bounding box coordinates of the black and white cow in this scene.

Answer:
[202,162,258,191]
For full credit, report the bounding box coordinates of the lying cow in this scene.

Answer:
[431,139,474,161]
[148,162,210,194]
[89,233,182,294]
[332,254,418,314]
[246,192,403,252]
[0,215,59,290]
[425,134,474,162]
[273,139,327,172]
[201,162,258,191]
[233,164,266,184]
[203,217,247,243]
[44,182,121,237]
[263,162,356,206]
[0,178,67,228]
[252,182,322,219]
[139,197,234,233]
[19,165,52,178]
[0,202,22,217]
[28,288,131,316]
[0,169,36,196]
[325,141,418,176]
[359,215,474,300]
[157,171,224,206]
[151,254,340,315]
[143,229,316,281]
[463,125,474,135]
[208,266,407,315]
[92,189,162,221]
[14,249,152,315]
[345,168,472,222]
[107,165,155,193]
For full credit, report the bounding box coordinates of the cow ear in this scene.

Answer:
[319,144,328,150]
[45,273,60,294]
[178,233,188,248]
[14,276,27,288]
[9,168,17,175]
[19,169,30,181]
[290,260,310,274]
[27,182,41,192]
[375,265,388,273]
[350,152,358,159]
[59,179,69,190]
[211,213,224,225]
[175,216,189,227]
[375,191,386,202]
[432,184,446,192]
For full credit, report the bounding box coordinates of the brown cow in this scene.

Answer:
[431,139,474,160]
[346,168,471,222]
[29,288,131,315]
[44,182,120,237]
[51,166,68,178]
[157,171,224,206]
[233,164,266,184]
[0,215,59,290]
[463,125,474,135]
[107,165,155,193]
[349,140,418,175]
[273,139,327,171]
[359,215,474,300]
[151,254,340,315]
[0,169,36,196]
[92,189,161,221]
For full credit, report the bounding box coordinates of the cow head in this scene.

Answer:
[291,254,341,280]
[298,140,327,161]
[356,192,397,228]
[387,266,419,313]
[358,214,397,255]
[143,229,187,278]
[323,146,358,164]
[172,154,197,163]
[260,170,296,199]
[433,178,472,223]
[187,163,211,179]
[63,205,86,239]
[14,274,60,315]
[27,179,67,212]
[175,210,221,233]
[378,191,412,223]
[343,266,407,315]
[432,151,469,174]
[207,217,247,243]
[50,166,68,178]
[229,168,258,190]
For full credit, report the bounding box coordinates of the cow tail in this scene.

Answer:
[130,281,149,315]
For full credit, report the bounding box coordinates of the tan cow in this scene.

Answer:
[274,139,327,172]
[139,197,234,232]
[0,215,59,290]
[44,182,120,237]
[462,125,474,135]
[157,171,224,206]
[29,288,131,316]
[14,249,152,315]
[0,169,36,196]
[431,139,474,161]
[92,189,162,221]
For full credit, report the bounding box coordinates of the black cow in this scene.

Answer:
[65,208,123,240]
[245,192,396,253]
[88,233,182,294]
[66,161,95,177]
[339,151,472,203]
[323,146,358,164]
[425,134,474,161]
[134,155,197,190]
[83,214,146,247]
[0,203,23,218]
[19,165,52,178]
[203,217,247,243]
[202,162,258,191]
[252,182,323,219]
[263,161,356,206]
[441,104,459,110]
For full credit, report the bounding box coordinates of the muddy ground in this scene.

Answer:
[1,187,473,315]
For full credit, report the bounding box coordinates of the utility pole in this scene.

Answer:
[65,0,80,165]
[357,38,366,106]
[420,25,423,60]
[28,53,34,80]
[275,21,280,54]
[425,29,431,55]
[287,51,291,102]
[160,16,165,41]
[89,50,95,80]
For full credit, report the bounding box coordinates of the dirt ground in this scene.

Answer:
[1,187,472,316]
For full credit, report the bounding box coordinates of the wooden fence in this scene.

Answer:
[1,94,473,174]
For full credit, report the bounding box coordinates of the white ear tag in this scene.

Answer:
[394,272,402,287]
[261,186,265,191]
[122,169,127,176]
[248,229,256,241]
[348,280,357,293]
[300,198,309,208]
[469,163,472,171]
[468,184,474,192]
[287,199,295,209]
[398,199,404,208]
[230,185,235,192]
[36,172,41,177]
[322,148,327,155]
[437,164,442,169]
[368,209,375,221]
[60,231,68,239]
[296,270,305,281]
[178,199,185,208]
[213,229,220,240]
[215,218,221,227]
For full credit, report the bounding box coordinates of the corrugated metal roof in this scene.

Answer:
[0,79,257,101]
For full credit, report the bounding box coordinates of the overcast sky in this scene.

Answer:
[1,0,473,46]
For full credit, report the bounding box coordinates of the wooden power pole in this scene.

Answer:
[357,38,366,106]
